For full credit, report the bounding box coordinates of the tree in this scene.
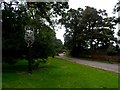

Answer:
[2,1,26,64]
[114,1,120,13]
[32,25,56,60]
[60,6,116,56]
[55,39,63,55]
[107,43,118,56]
[118,30,120,36]
[114,1,120,48]
[2,1,69,73]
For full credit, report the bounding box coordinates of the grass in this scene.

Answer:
[2,57,119,88]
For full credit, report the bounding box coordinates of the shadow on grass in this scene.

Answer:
[2,59,28,73]
[2,60,58,73]
[2,64,28,73]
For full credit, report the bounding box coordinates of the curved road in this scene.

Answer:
[56,54,119,73]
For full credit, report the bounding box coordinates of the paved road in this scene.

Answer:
[56,54,119,73]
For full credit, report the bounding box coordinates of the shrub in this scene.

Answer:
[107,44,118,56]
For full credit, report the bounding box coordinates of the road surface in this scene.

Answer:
[56,54,119,73]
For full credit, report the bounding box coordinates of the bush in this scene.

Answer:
[107,44,118,56]
[3,57,18,64]
[32,58,47,70]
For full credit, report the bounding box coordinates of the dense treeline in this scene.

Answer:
[60,6,120,56]
[2,0,120,72]
[2,1,67,66]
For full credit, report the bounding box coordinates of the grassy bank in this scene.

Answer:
[2,57,118,88]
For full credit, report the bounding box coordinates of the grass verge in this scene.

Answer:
[2,57,119,88]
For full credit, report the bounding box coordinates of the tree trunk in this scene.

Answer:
[28,46,32,74]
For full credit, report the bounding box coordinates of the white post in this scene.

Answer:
[24,26,35,74]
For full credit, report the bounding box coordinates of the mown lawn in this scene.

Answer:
[2,57,118,88]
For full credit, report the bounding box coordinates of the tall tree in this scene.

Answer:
[60,6,116,56]
[114,1,120,46]
[2,1,69,73]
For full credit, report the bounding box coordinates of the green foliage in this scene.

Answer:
[2,2,27,64]
[118,40,120,44]
[55,39,63,54]
[32,26,56,59]
[32,58,47,70]
[60,6,116,56]
[107,44,118,56]
[2,1,69,64]
[114,1,120,12]
[118,30,120,36]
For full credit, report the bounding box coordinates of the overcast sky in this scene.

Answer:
[56,0,118,43]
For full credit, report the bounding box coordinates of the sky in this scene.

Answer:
[56,0,119,43]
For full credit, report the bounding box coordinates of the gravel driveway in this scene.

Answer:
[56,54,119,73]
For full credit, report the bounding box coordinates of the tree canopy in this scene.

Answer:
[2,1,119,73]
[2,1,69,64]
[114,1,120,46]
[60,6,117,56]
